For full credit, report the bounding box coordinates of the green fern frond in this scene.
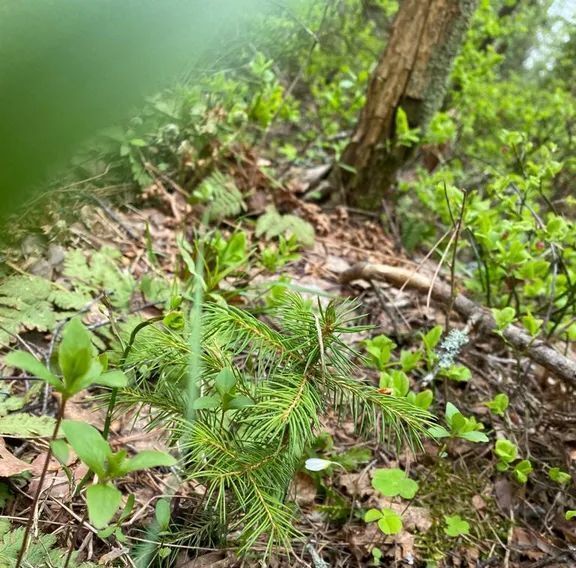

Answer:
[193,171,246,221]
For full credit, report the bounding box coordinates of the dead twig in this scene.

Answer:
[340,262,576,386]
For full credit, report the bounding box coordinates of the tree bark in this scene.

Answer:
[336,0,478,209]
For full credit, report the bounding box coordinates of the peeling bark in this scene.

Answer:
[337,0,478,209]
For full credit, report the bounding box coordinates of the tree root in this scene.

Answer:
[340,262,576,386]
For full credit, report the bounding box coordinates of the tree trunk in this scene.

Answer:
[336,0,478,209]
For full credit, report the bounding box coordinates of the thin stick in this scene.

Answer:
[15,400,67,568]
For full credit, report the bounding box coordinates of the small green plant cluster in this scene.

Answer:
[5,318,175,565]
[429,403,489,444]
[0,520,96,568]
[494,439,533,484]
[363,325,471,409]
[396,1,576,340]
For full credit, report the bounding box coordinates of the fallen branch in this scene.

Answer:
[340,262,576,386]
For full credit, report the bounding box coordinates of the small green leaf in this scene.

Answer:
[513,460,533,484]
[62,420,110,478]
[400,350,421,372]
[372,468,419,499]
[565,510,576,521]
[441,364,471,382]
[58,318,95,384]
[484,393,509,416]
[414,389,433,410]
[390,370,410,396]
[495,439,518,464]
[122,451,176,473]
[445,402,461,426]
[192,396,220,410]
[163,311,185,330]
[492,307,516,331]
[155,498,171,530]
[214,368,236,394]
[428,425,450,439]
[94,370,128,389]
[118,493,135,522]
[4,351,63,390]
[97,526,115,539]
[444,514,470,537]
[548,468,571,485]
[86,483,122,528]
[422,325,443,351]
[364,508,383,523]
[50,440,69,465]
[459,430,489,443]
[228,396,253,410]
[376,508,403,535]
[522,313,542,337]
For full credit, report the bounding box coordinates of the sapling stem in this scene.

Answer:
[15,398,67,568]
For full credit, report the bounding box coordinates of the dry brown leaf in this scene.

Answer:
[292,472,317,507]
[338,472,372,499]
[98,547,129,565]
[0,439,42,477]
[62,392,106,429]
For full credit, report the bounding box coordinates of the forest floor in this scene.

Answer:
[2,158,576,568]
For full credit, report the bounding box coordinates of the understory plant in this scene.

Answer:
[118,291,433,554]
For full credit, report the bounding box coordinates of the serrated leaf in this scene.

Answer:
[0,413,55,438]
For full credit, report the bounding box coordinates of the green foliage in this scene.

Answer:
[484,393,509,417]
[5,319,128,401]
[429,403,489,443]
[364,507,403,535]
[494,438,532,484]
[61,420,175,528]
[443,514,470,537]
[0,274,89,348]
[548,467,571,485]
[192,170,246,222]
[256,206,315,247]
[119,292,432,553]
[566,510,576,521]
[0,414,55,438]
[372,468,419,499]
[0,520,96,567]
[395,107,420,148]
[260,235,301,272]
